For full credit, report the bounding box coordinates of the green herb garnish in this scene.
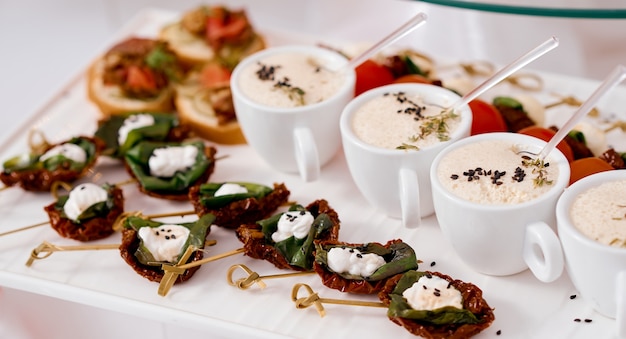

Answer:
[521,157,554,187]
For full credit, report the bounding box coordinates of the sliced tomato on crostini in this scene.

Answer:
[199,62,231,88]
[126,65,158,91]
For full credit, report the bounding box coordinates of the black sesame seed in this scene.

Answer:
[425,273,432,279]
[574,318,581,322]
[496,330,502,335]
[155,231,159,236]
[171,235,176,239]
[422,285,427,290]
[584,319,592,323]
[433,291,441,297]
[430,261,436,267]
[165,235,170,240]
[356,253,363,258]
[451,174,459,180]
[570,294,577,300]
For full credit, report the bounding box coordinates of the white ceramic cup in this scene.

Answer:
[430,132,569,281]
[230,45,356,182]
[340,83,472,228]
[556,170,626,337]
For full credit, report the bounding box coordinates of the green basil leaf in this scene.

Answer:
[197,182,273,208]
[145,44,183,82]
[404,55,425,76]
[126,213,214,266]
[493,96,524,111]
[2,154,40,172]
[315,241,419,281]
[568,130,586,144]
[259,205,332,270]
[53,184,116,222]
[3,137,97,174]
[387,271,479,325]
[124,140,210,194]
[94,112,179,157]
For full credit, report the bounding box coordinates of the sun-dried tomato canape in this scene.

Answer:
[235,199,340,271]
[378,270,495,339]
[313,239,419,294]
[189,181,290,229]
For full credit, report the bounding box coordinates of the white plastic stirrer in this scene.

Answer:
[446,36,559,114]
[535,64,626,161]
[331,12,428,72]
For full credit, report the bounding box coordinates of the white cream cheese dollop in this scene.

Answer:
[271,210,314,243]
[327,247,386,277]
[137,224,190,263]
[39,143,87,164]
[214,183,248,197]
[148,145,198,178]
[118,114,156,145]
[63,183,108,221]
[402,274,463,311]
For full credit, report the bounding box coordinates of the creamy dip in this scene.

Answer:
[271,210,314,243]
[63,183,108,221]
[327,247,386,277]
[118,113,155,145]
[148,145,198,178]
[238,52,346,108]
[437,139,559,204]
[402,274,463,311]
[351,91,461,150]
[571,180,626,248]
[40,143,87,164]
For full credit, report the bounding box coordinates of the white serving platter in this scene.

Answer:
[0,8,624,339]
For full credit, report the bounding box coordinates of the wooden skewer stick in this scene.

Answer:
[158,245,197,296]
[25,241,119,267]
[505,72,543,91]
[226,264,315,290]
[0,221,48,237]
[291,283,386,318]
[158,248,245,296]
[544,94,601,117]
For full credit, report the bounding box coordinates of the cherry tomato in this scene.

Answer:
[517,125,575,163]
[468,99,507,135]
[354,59,394,96]
[569,157,614,186]
[393,74,432,84]
[126,65,157,91]
[200,62,231,88]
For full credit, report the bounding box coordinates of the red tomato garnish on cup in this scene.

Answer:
[569,157,614,185]
[354,59,394,96]
[517,125,575,163]
[468,99,507,135]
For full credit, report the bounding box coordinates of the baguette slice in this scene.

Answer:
[175,85,245,144]
[158,6,266,69]
[87,58,175,116]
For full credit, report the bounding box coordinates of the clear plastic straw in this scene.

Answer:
[334,12,428,72]
[538,64,626,160]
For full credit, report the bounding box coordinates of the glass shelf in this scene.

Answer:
[416,0,626,18]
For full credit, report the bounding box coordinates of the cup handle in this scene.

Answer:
[522,221,564,282]
[399,168,420,228]
[617,271,626,338]
[293,127,320,182]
